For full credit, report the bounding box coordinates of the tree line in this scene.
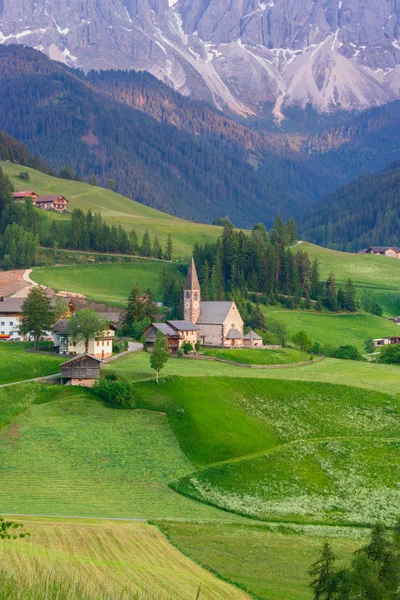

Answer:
[47,209,173,259]
[192,217,360,314]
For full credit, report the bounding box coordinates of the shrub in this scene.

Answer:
[18,171,30,181]
[335,345,364,361]
[181,342,193,355]
[320,343,338,357]
[95,377,134,409]
[310,342,322,354]
[378,344,400,365]
[291,330,312,352]
[262,331,280,345]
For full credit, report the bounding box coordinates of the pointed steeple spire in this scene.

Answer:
[184,258,200,291]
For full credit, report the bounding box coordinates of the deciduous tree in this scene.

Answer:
[20,287,54,351]
[150,330,169,383]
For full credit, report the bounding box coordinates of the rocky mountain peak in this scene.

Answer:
[0,0,400,116]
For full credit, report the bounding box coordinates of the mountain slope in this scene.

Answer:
[0,44,337,226]
[300,160,400,251]
[0,0,399,115]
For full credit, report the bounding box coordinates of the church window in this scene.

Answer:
[185,291,190,299]
[194,292,198,301]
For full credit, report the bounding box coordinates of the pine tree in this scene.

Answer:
[309,543,338,600]
[141,231,151,257]
[125,284,145,332]
[310,259,322,300]
[165,234,173,261]
[201,260,210,300]
[285,218,298,244]
[129,228,138,253]
[326,272,338,312]
[343,278,358,312]
[153,235,163,259]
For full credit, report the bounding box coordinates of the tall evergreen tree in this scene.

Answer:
[165,234,173,261]
[309,543,338,600]
[141,231,151,257]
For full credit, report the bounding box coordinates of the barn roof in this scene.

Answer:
[152,323,179,337]
[197,301,234,324]
[61,353,102,366]
[12,190,36,197]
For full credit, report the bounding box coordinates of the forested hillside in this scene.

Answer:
[0,45,338,228]
[0,130,50,174]
[301,160,400,251]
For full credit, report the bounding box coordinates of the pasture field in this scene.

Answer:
[31,261,172,304]
[104,349,400,395]
[2,162,221,259]
[202,347,311,365]
[0,343,64,384]
[265,308,400,351]
[0,518,249,600]
[0,389,244,521]
[160,522,366,600]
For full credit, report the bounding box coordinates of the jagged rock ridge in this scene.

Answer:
[0,0,400,115]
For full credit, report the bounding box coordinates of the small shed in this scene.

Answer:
[243,330,263,347]
[61,354,101,387]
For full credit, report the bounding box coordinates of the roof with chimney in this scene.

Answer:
[185,258,200,291]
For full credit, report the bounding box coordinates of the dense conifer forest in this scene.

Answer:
[301,159,400,251]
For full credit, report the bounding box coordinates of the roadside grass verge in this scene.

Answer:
[159,521,366,600]
[31,261,172,305]
[201,347,311,365]
[0,519,248,599]
[173,439,400,527]
[0,343,64,384]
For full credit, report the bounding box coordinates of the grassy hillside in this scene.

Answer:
[161,522,364,600]
[0,518,248,600]
[31,262,172,304]
[0,343,63,384]
[103,350,400,395]
[0,389,244,521]
[202,347,311,364]
[2,161,221,258]
[265,308,400,351]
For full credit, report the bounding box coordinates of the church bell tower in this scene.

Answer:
[184,258,201,323]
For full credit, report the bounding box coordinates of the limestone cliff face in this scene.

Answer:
[1,0,400,115]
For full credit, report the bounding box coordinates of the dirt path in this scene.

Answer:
[0,270,31,298]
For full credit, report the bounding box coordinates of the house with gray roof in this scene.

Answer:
[144,320,199,354]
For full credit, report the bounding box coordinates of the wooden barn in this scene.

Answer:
[60,354,101,387]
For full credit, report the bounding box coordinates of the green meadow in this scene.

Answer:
[202,347,311,365]
[265,308,400,351]
[2,161,222,258]
[31,261,172,304]
[0,343,63,384]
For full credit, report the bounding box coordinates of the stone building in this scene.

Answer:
[184,259,244,347]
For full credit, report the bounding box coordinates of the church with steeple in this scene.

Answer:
[183,258,244,347]
[144,258,259,353]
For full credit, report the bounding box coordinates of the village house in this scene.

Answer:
[12,190,38,203]
[52,312,119,358]
[373,336,400,347]
[358,246,400,258]
[0,295,75,340]
[60,354,101,387]
[144,320,199,354]
[12,191,69,212]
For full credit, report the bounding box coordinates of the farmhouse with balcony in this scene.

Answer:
[53,312,119,358]
[144,320,199,354]
[12,190,68,212]
[358,246,400,258]
[373,336,400,347]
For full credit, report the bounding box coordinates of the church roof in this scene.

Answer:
[184,258,200,291]
[197,301,234,324]
[243,330,263,340]
[226,328,243,340]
